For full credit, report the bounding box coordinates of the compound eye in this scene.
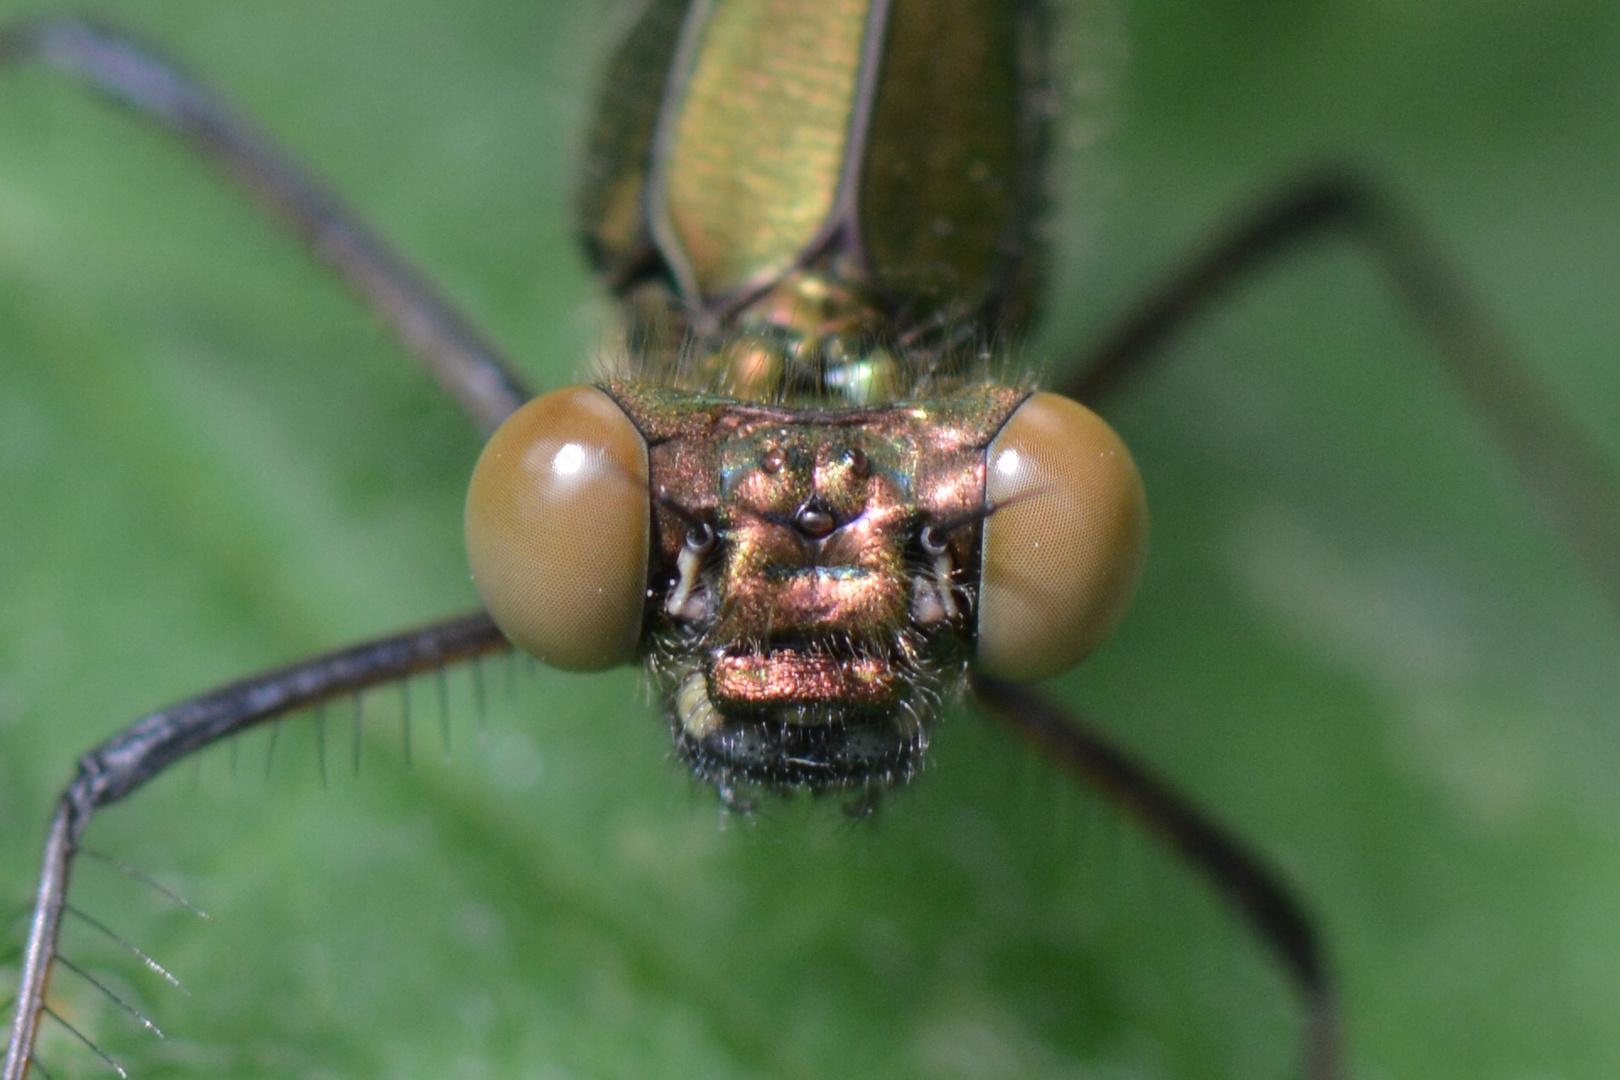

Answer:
[976,392,1147,681]
[465,386,649,670]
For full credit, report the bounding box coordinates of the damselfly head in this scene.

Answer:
[466,376,1146,800]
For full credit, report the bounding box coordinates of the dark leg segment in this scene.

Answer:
[1,612,510,1080]
[971,675,1339,1080]
[1062,173,1620,620]
[0,16,533,435]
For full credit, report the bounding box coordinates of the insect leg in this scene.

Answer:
[1,611,510,1080]
[1060,172,1620,619]
[0,15,532,435]
[970,674,1339,1080]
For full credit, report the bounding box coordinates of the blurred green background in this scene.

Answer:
[1,0,1619,1077]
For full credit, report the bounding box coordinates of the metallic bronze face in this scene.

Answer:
[604,381,1026,795]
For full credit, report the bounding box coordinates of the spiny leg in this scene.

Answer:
[970,675,1338,1080]
[0,15,533,435]
[2,612,510,1080]
[1044,171,1620,1072]
[0,20,536,1071]
[1062,171,1620,618]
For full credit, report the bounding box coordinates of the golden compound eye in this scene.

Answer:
[465,386,650,670]
[975,392,1148,681]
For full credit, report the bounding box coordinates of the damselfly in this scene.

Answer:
[3,2,1619,1079]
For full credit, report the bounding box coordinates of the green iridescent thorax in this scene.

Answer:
[659,0,870,298]
[578,0,1050,406]
[602,381,1026,792]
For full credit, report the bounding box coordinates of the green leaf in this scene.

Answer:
[2,1,1618,1078]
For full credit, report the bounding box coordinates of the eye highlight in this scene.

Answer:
[465,386,651,670]
[975,392,1147,681]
